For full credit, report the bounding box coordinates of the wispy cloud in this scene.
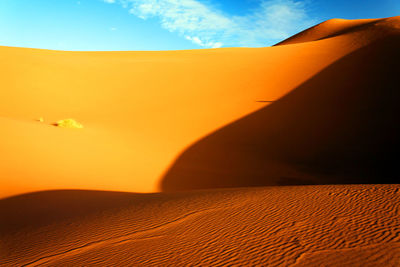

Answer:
[185,36,223,48]
[103,0,315,48]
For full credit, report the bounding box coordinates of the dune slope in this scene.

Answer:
[1,16,399,197]
[1,185,399,266]
[276,16,400,45]
[162,17,400,191]
[276,18,379,45]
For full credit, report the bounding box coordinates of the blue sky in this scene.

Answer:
[0,0,398,51]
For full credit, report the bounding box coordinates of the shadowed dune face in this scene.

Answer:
[161,35,400,191]
[0,190,145,235]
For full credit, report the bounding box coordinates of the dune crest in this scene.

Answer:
[276,16,400,45]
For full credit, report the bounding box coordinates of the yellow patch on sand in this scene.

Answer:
[55,119,83,129]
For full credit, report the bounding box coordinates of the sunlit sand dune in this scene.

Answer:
[1,16,400,266]
[276,18,381,45]
[0,16,398,197]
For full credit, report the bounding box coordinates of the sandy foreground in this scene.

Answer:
[1,185,399,266]
[0,16,399,266]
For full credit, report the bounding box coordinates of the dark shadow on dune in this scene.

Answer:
[0,190,150,235]
[161,35,400,192]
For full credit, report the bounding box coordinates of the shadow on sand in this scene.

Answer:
[0,190,151,234]
[161,35,400,192]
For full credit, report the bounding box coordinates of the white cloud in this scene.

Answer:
[104,0,116,3]
[185,36,203,46]
[185,36,223,48]
[104,0,315,48]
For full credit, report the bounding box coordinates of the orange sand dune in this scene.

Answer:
[277,16,400,45]
[1,16,399,198]
[162,16,400,191]
[1,185,399,266]
[276,18,379,45]
[1,16,400,267]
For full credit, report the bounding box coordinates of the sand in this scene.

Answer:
[1,185,399,266]
[0,16,398,197]
[0,16,399,266]
[162,16,400,191]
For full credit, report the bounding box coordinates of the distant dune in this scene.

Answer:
[0,16,399,266]
[275,18,381,45]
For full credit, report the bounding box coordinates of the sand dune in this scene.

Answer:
[1,16,400,266]
[1,16,399,198]
[162,18,400,191]
[276,18,380,45]
[277,16,400,45]
[1,185,399,266]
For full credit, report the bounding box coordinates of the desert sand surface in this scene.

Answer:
[1,185,399,266]
[1,16,400,266]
